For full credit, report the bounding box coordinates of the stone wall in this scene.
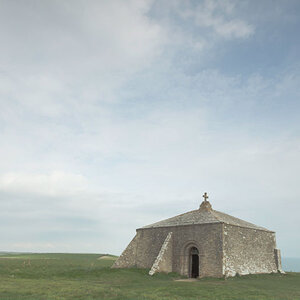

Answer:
[223,224,278,277]
[171,223,223,277]
[113,223,223,277]
[149,232,173,275]
[136,227,172,268]
[113,222,280,278]
[274,248,283,272]
[112,232,140,268]
[112,227,171,269]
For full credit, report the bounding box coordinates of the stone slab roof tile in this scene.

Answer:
[211,210,270,231]
[141,209,219,229]
[140,203,271,232]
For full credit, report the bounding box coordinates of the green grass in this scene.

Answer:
[0,253,299,300]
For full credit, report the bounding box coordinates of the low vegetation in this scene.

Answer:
[0,253,299,300]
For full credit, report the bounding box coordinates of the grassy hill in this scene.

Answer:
[0,253,299,300]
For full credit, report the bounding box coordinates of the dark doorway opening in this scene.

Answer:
[190,247,199,278]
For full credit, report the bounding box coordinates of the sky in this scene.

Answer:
[0,0,300,257]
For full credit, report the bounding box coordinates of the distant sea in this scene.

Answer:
[282,257,300,272]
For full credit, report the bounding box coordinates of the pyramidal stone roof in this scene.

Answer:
[141,200,272,232]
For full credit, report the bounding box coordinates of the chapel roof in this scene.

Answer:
[140,197,272,232]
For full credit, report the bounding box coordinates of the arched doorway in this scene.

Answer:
[189,247,199,278]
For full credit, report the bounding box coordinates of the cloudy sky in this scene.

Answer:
[0,0,299,257]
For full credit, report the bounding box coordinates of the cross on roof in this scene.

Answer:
[203,192,209,202]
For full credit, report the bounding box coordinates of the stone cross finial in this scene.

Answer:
[200,192,211,210]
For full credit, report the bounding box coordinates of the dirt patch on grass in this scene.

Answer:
[97,256,116,260]
[175,279,199,282]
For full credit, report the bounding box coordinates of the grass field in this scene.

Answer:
[0,253,299,300]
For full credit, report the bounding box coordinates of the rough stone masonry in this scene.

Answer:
[112,194,283,278]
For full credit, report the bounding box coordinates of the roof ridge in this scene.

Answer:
[212,209,270,231]
[210,209,223,222]
[213,209,255,224]
[141,209,200,228]
[140,206,270,231]
[141,207,221,229]
[172,209,200,218]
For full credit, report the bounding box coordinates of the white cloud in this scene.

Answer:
[0,171,88,198]
[0,0,164,71]
[182,0,254,39]
[0,1,299,257]
[213,19,253,38]
[0,0,166,119]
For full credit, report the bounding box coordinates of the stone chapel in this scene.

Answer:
[112,193,283,278]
